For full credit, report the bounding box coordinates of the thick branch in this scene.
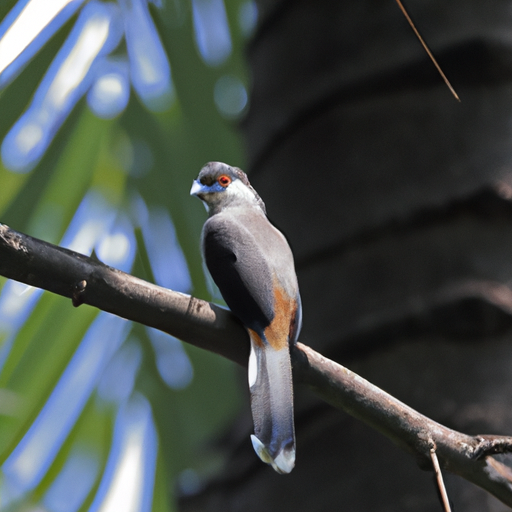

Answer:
[0,223,249,365]
[294,344,512,505]
[2,223,512,506]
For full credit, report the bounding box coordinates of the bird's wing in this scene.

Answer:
[202,212,277,333]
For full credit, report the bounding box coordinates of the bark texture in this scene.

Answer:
[180,1,512,510]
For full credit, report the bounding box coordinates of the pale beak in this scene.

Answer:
[190,179,204,196]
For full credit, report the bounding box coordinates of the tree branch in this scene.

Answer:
[2,223,512,507]
[294,343,512,505]
[0,223,249,365]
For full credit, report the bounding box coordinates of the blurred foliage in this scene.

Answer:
[0,0,251,509]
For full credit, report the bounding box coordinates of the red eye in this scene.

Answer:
[218,175,231,187]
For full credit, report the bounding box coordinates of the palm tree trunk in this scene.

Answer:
[180,2,512,509]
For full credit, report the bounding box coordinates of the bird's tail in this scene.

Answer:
[248,332,295,474]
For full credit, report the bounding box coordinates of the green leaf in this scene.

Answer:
[0,292,98,463]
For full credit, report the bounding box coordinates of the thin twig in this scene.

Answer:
[429,440,452,512]
[395,0,460,101]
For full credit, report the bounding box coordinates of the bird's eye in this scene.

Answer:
[218,175,231,187]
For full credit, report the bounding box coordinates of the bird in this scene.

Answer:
[190,161,301,474]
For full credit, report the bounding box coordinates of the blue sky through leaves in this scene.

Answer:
[0,0,255,509]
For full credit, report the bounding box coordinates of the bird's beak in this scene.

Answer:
[190,180,204,197]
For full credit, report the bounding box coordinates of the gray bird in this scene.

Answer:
[190,162,301,474]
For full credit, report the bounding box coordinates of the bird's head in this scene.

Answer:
[190,162,266,216]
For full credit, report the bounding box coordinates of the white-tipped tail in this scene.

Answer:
[248,337,296,474]
[251,435,295,474]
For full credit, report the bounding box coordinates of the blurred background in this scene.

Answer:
[2,1,512,511]
[0,0,249,510]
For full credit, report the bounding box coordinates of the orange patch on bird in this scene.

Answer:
[264,279,296,351]
[248,328,265,349]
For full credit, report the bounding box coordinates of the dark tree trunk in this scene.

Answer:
[180,1,512,510]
